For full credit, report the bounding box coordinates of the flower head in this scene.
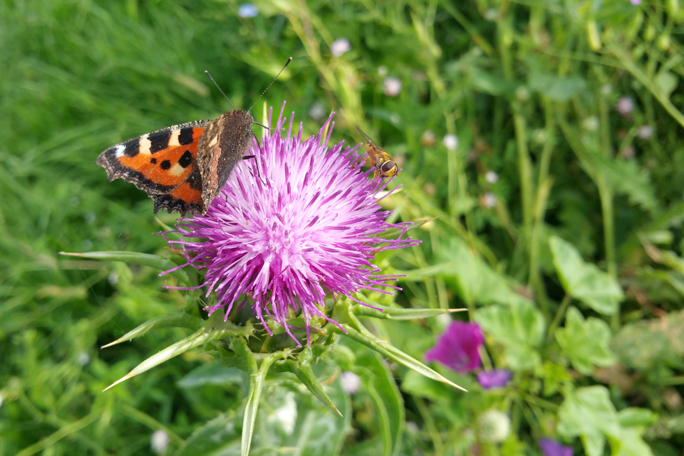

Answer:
[637,125,653,139]
[485,171,499,184]
[539,438,573,456]
[237,3,258,18]
[164,103,416,344]
[420,130,436,147]
[331,38,351,57]
[151,430,170,454]
[478,410,511,443]
[383,77,402,97]
[616,96,634,116]
[482,192,497,208]
[425,321,483,373]
[340,371,362,393]
[443,134,458,151]
[477,369,512,389]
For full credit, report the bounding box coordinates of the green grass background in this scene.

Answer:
[2,0,684,454]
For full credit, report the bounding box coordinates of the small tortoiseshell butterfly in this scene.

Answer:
[97,58,292,216]
[355,126,399,179]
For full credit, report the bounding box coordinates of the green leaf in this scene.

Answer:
[528,71,587,101]
[342,337,405,456]
[339,324,466,391]
[655,70,678,98]
[291,381,350,455]
[287,348,342,416]
[229,339,282,456]
[549,236,624,315]
[611,310,684,370]
[400,369,454,401]
[614,409,657,456]
[101,310,202,348]
[590,155,659,215]
[174,413,240,456]
[475,300,546,371]
[59,250,190,285]
[103,325,236,391]
[352,301,467,320]
[374,217,440,239]
[555,307,615,374]
[557,386,620,456]
[177,362,242,388]
[426,239,529,306]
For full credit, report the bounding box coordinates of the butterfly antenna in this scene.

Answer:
[248,57,292,113]
[205,70,236,110]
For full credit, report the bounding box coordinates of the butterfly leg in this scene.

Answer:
[242,154,265,183]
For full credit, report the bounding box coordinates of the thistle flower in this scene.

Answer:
[539,438,574,456]
[383,77,402,97]
[443,134,458,151]
[340,371,362,394]
[637,125,653,139]
[330,38,351,57]
[485,171,499,184]
[425,321,483,373]
[616,96,634,116]
[151,430,170,454]
[477,410,511,443]
[163,103,416,344]
[482,192,497,208]
[477,369,512,389]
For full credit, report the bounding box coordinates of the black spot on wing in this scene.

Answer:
[179,128,194,145]
[160,160,171,170]
[150,158,157,164]
[149,130,172,153]
[124,137,140,157]
[179,150,193,168]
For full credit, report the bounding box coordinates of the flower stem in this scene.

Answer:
[547,294,572,340]
[415,397,444,456]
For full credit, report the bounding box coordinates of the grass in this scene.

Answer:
[2,0,684,454]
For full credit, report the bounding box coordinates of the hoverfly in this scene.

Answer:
[356,126,399,179]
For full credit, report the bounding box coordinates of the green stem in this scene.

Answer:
[529,99,555,316]
[415,397,444,456]
[547,294,572,340]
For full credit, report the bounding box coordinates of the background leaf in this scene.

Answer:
[549,236,624,315]
[555,307,615,374]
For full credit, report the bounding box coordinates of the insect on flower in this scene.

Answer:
[356,126,399,179]
[162,104,418,344]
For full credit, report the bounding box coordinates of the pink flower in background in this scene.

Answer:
[616,96,634,116]
[331,38,351,57]
[384,77,402,97]
[425,321,483,373]
[539,438,573,456]
[163,103,417,344]
[637,125,653,139]
[477,369,512,389]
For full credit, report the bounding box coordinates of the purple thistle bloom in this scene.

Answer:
[539,438,573,456]
[477,369,512,389]
[162,103,417,344]
[425,321,483,373]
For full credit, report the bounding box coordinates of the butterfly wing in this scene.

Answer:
[96,120,209,214]
[355,126,384,166]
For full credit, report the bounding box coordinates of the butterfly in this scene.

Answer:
[355,126,399,179]
[96,58,292,216]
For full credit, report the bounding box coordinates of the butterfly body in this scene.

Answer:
[96,110,255,215]
[355,126,399,179]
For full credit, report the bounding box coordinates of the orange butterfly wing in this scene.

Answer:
[97,120,208,215]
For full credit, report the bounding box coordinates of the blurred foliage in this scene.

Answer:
[2,0,684,454]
